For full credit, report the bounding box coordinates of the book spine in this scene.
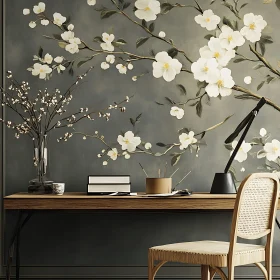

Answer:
[88,176,130,184]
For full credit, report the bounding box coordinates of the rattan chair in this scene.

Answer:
[148,173,279,280]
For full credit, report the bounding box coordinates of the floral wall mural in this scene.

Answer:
[8,0,279,184]
[4,0,280,273]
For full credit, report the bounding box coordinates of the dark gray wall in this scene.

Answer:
[2,0,280,279]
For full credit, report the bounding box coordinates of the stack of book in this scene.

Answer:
[87,175,131,194]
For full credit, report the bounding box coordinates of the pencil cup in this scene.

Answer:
[146,178,172,194]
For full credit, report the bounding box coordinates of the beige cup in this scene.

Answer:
[146,178,172,194]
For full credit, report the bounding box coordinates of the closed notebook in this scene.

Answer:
[87,184,130,193]
[88,176,130,184]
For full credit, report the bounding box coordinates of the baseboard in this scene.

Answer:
[1,265,280,280]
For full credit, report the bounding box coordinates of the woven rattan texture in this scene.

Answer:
[237,177,274,239]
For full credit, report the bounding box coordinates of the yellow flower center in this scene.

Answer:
[273,146,278,152]
[249,23,256,30]
[217,80,223,87]
[205,18,210,22]
[203,66,209,72]
[144,6,150,11]
[228,35,233,42]
[124,139,130,144]
[40,69,44,73]
[163,63,170,69]
[214,52,220,58]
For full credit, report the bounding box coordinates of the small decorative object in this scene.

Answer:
[139,162,191,194]
[52,183,65,195]
[0,69,130,193]
[146,178,172,194]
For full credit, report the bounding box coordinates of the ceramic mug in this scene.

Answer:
[52,183,65,195]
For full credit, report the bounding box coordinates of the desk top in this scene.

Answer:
[4,192,239,210]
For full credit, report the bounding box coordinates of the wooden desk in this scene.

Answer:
[4,192,238,210]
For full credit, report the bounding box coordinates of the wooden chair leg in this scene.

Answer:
[201,265,210,280]
[148,251,154,280]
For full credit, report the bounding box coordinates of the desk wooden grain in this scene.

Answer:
[4,192,241,210]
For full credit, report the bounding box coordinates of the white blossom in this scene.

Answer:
[68,24,74,31]
[31,63,52,79]
[41,19,49,26]
[100,33,115,51]
[108,148,118,160]
[128,63,134,70]
[44,53,53,64]
[23,9,30,15]
[191,57,219,83]
[134,0,161,22]
[153,51,182,82]
[261,140,280,161]
[29,21,36,28]
[260,128,267,137]
[124,153,131,159]
[103,161,108,166]
[195,9,220,31]
[244,76,252,84]
[116,64,127,74]
[61,31,74,41]
[179,131,197,150]
[106,55,115,64]
[33,2,45,14]
[170,106,184,120]
[57,64,66,73]
[117,131,141,152]
[69,37,81,45]
[65,43,79,54]
[231,140,252,162]
[54,56,64,63]
[145,143,152,149]
[205,68,235,97]
[132,76,137,81]
[159,31,166,38]
[101,62,110,70]
[219,25,245,50]
[53,12,67,26]
[199,37,235,67]
[87,0,96,6]
[240,167,245,172]
[240,13,267,43]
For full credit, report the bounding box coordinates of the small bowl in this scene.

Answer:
[146,178,172,194]
[52,183,65,195]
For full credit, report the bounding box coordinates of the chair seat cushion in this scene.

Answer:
[150,240,265,267]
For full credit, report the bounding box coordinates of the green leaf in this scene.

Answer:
[233,58,246,63]
[266,75,274,83]
[149,22,155,32]
[116,38,127,45]
[58,41,67,48]
[77,60,90,68]
[171,154,181,166]
[276,0,280,9]
[38,46,43,58]
[156,142,167,147]
[204,34,213,40]
[253,64,265,70]
[130,118,136,127]
[161,2,175,14]
[196,100,202,117]
[136,113,142,121]
[93,36,103,42]
[178,127,190,134]
[155,101,164,105]
[53,34,61,40]
[240,3,248,9]
[142,19,147,28]
[257,81,265,91]
[167,48,178,58]
[224,143,233,151]
[222,16,235,30]
[234,94,259,101]
[176,84,187,95]
[136,37,149,48]
[122,2,131,9]
[101,10,117,19]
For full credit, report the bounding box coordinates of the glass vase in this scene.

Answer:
[28,135,53,194]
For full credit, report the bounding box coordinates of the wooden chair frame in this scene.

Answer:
[148,173,279,280]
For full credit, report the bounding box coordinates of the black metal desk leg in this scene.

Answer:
[6,211,33,280]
